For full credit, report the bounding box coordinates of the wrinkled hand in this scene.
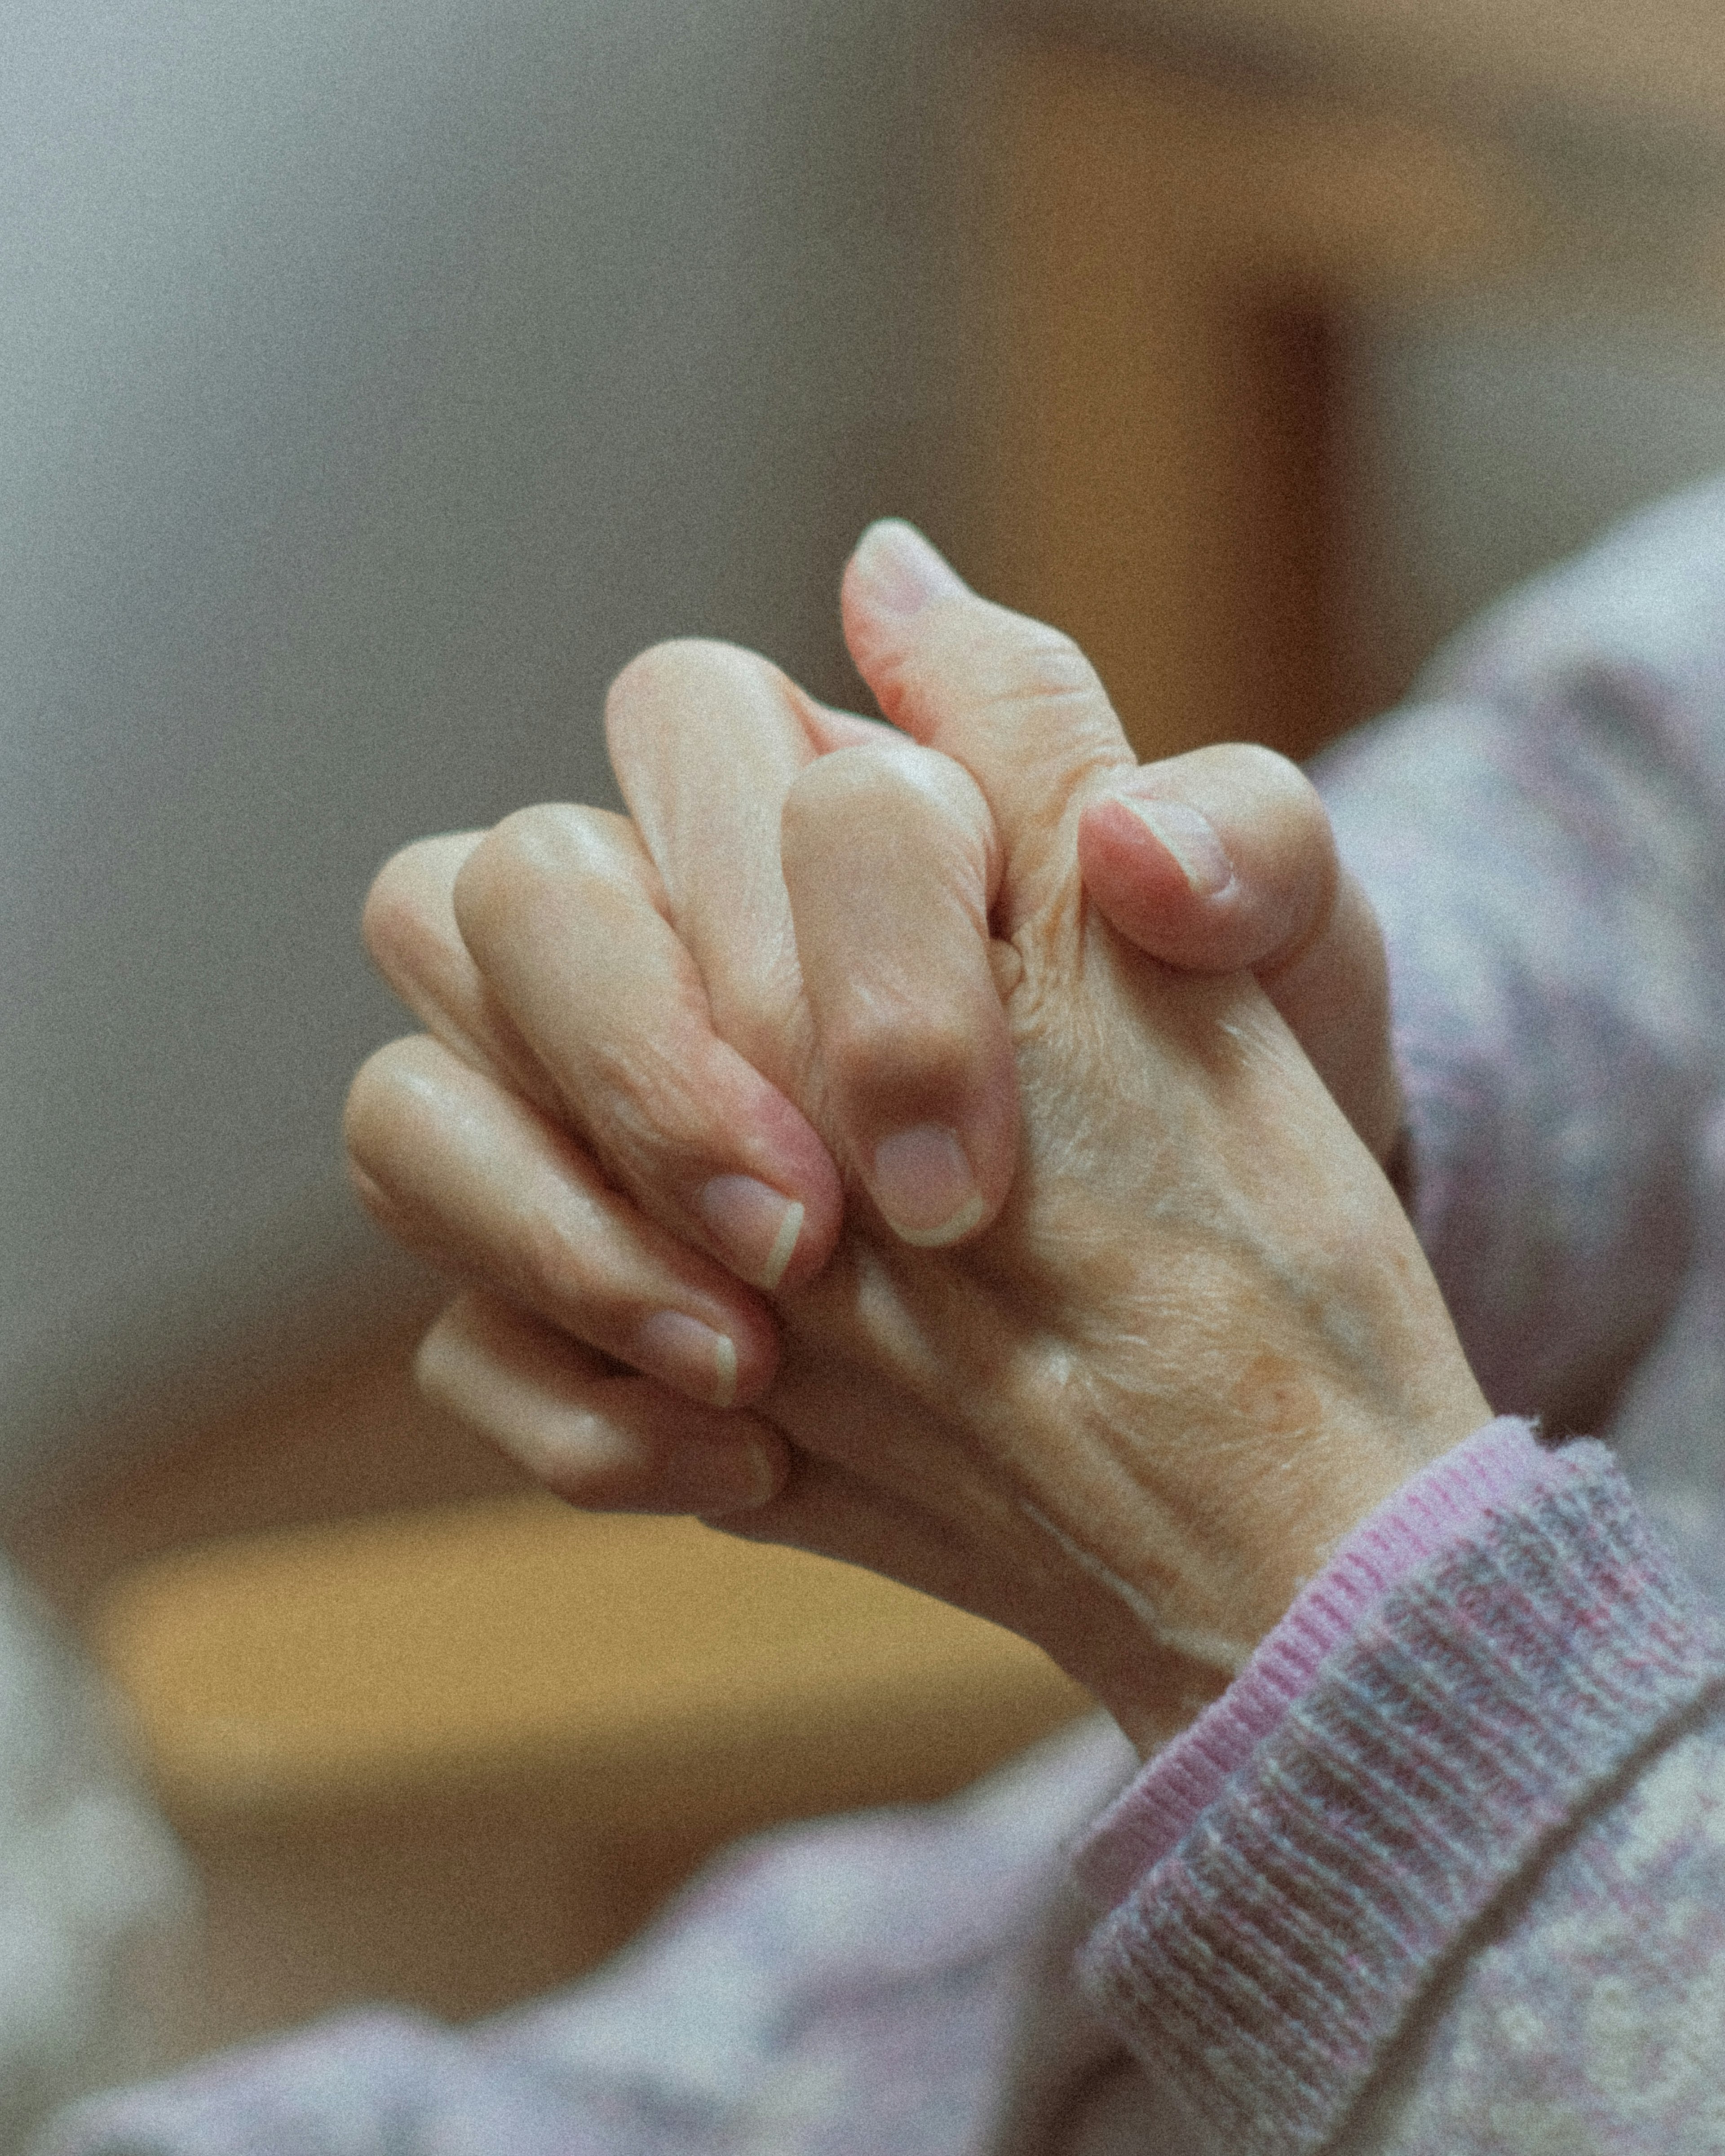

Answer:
[345,528,1483,1749]
[352,523,1403,1483]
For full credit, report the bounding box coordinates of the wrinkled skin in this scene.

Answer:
[348,527,1486,1752]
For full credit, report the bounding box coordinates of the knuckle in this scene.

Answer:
[557,1030,721,1204]
[948,616,1099,713]
[460,804,574,897]
[341,1036,444,1172]
[801,737,974,811]
[783,743,902,833]
[824,995,978,1111]
[602,1051,717,1169]
[453,805,628,942]
[342,1040,408,1153]
[785,743,994,885]
[605,637,784,740]
[1004,618,1095,689]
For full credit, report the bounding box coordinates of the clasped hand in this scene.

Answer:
[346,523,1486,1752]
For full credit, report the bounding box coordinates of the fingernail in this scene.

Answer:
[1119,797,1234,899]
[681,1437,783,1514]
[698,1175,805,1290]
[853,520,968,619]
[729,1441,782,1510]
[634,1311,739,1409]
[871,1124,986,1247]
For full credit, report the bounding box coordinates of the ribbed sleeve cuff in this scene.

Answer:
[1076,1439,1725,2154]
[1076,1417,1544,1909]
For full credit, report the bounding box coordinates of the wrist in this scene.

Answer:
[1086,1416,1537,1825]
[1082,1366,1494,1757]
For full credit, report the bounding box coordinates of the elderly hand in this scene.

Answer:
[347,526,1480,1748]
[354,521,1400,1409]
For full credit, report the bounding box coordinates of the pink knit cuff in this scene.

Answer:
[1075,1415,1546,1908]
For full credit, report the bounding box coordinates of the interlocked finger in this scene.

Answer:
[453,802,841,1291]
[345,1034,781,1409]
[363,831,562,1118]
[781,740,1017,1246]
[605,638,827,1090]
[417,1292,789,1515]
[839,523,1136,932]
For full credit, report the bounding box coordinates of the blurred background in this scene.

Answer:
[9,0,1725,2084]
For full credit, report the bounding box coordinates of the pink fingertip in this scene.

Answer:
[850,520,968,620]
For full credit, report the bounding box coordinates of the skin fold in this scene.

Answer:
[346,522,1485,1752]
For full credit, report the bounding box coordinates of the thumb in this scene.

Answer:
[841,520,1134,930]
[1078,747,1403,1162]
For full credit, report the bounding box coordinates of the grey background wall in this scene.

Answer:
[8,0,1725,1501]
[1341,307,1725,703]
[0,0,968,1496]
